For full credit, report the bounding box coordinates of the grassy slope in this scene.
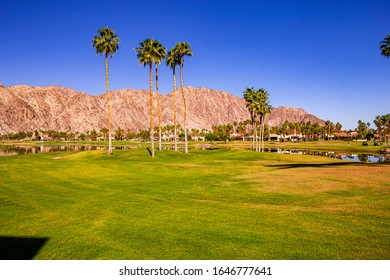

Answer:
[0,148,389,259]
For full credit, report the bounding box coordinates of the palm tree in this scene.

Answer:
[375,115,384,144]
[256,88,272,152]
[115,127,125,140]
[325,120,332,140]
[174,42,192,153]
[383,114,390,145]
[152,40,166,152]
[335,122,342,133]
[166,49,180,151]
[243,87,271,151]
[92,26,120,155]
[100,127,109,140]
[380,34,390,58]
[243,87,257,150]
[135,38,156,157]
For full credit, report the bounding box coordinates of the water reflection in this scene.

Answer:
[0,145,136,156]
[263,148,390,163]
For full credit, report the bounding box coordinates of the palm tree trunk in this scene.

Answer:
[180,62,188,153]
[251,114,255,151]
[258,117,261,152]
[261,118,265,152]
[257,121,260,152]
[149,63,154,157]
[173,68,177,151]
[259,115,263,152]
[155,64,162,151]
[105,54,113,155]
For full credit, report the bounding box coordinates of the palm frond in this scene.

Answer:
[379,34,390,58]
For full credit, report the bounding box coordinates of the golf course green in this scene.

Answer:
[0,144,389,259]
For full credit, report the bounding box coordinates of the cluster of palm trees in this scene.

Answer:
[243,87,272,152]
[92,26,192,157]
[135,39,192,157]
[374,114,390,145]
[270,120,342,141]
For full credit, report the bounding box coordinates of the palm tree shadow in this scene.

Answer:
[266,162,389,169]
[0,236,49,260]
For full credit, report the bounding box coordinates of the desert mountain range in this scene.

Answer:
[0,85,325,134]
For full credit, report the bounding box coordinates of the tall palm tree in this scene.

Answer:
[135,38,156,157]
[152,40,166,152]
[92,26,120,155]
[256,88,272,152]
[243,87,257,150]
[174,42,192,153]
[380,34,390,58]
[166,49,180,151]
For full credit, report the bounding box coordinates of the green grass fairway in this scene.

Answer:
[0,148,389,259]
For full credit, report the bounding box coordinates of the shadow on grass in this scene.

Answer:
[0,236,49,260]
[266,162,390,169]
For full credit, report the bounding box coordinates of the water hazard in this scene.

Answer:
[0,145,389,163]
[0,145,130,156]
[263,148,389,163]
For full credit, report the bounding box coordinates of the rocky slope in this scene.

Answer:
[0,85,324,134]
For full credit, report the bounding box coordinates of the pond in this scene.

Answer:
[263,148,390,163]
[0,145,134,156]
[0,145,389,163]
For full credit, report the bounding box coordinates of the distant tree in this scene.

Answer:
[34,130,40,141]
[325,120,335,140]
[380,34,390,58]
[205,133,217,143]
[312,123,320,140]
[374,115,383,143]
[92,26,120,155]
[174,42,192,154]
[138,130,150,141]
[280,121,289,141]
[335,122,342,133]
[357,120,368,139]
[366,132,375,141]
[236,122,246,136]
[100,127,108,140]
[135,38,156,157]
[382,114,390,145]
[125,129,136,140]
[387,114,390,144]
[115,127,125,140]
[88,129,98,141]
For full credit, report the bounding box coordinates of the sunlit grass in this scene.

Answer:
[0,148,389,259]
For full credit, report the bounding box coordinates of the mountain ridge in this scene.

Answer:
[0,84,325,134]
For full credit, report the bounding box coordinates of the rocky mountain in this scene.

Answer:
[0,85,324,134]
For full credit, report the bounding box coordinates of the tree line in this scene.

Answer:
[2,115,390,144]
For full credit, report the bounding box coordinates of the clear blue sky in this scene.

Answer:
[1,0,389,130]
